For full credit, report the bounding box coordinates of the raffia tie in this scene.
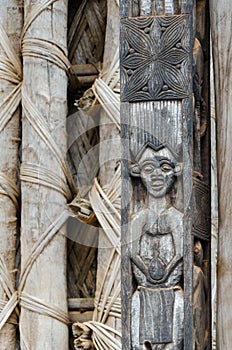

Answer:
[0,21,22,332]
[76,41,122,348]
[20,0,81,337]
[92,49,120,130]
[86,167,121,350]
[0,2,122,350]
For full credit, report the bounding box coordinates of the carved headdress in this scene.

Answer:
[130,141,181,177]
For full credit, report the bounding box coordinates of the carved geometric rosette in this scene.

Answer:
[193,177,210,241]
[121,15,191,102]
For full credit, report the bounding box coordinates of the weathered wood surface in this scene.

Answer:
[66,113,99,303]
[67,219,98,300]
[20,1,69,349]
[210,2,232,349]
[94,0,121,335]
[68,298,94,311]
[68,0,106,65]
[70,63,99,89]
[121,0,211,349]
[69,298,94,325]
[210,40,218,350]
[69,311,94,324]
[0,1,22,349]
[67,0,105,303]
[70,1,121,347]
[71,63,99,76]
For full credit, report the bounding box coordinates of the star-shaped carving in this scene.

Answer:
[121,15,191,102]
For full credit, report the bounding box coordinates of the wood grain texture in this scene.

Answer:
[210,2,232,349]
[68,0,107,64]
[120,1,212,349]
[67,223,97,299]
[0,1,23,349]
[95,0,121,335]
[20,1,69,349]
[69,311,94,323]
[68,298,94,311]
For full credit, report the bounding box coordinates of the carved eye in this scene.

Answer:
[142,164,154,173]
[161,163,173,172]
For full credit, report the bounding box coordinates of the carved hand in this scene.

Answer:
[152,255,182,284]
[131,255,155,283]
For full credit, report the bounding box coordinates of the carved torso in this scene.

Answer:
[131,206,183,289]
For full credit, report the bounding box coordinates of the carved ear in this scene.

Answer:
[129,164,141,177]
[174,164,182,176]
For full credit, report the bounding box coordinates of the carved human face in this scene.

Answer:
[139,150,177,198]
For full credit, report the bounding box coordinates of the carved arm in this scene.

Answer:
[130,254,156,284]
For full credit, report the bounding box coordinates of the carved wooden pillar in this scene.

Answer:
[120,1,211,349]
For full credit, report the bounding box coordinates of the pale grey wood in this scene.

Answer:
[210,36,218,350]
[68,298,94,311]
[20,1,69,349]
[0,1,23,349]
[210,2,232,349]
[96,0,121,334]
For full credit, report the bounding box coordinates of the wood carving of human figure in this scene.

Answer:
[129,142,184,350]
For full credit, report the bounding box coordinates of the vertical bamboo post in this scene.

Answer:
[94,0,121,334]
[0,1,23,349]
[210,2,232,349]
[20,1,69,349]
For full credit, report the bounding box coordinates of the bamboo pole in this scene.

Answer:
[94,0,121,335]
[0,1,23,349]
[210,2,232,349]
[20,1,69,349]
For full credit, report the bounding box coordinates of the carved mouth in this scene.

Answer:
[151,180,164,190]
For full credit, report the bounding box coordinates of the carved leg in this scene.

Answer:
[131,291,166,350]
[164,289,184,350]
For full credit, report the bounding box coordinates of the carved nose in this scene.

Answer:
[151,168,162,176]
[151,172,163,180]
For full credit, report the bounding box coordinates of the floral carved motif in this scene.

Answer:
[121,15,191,102]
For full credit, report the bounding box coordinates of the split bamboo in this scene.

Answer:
[210,2,232,349]
[20,1,69,349]
[0,1,23,349]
